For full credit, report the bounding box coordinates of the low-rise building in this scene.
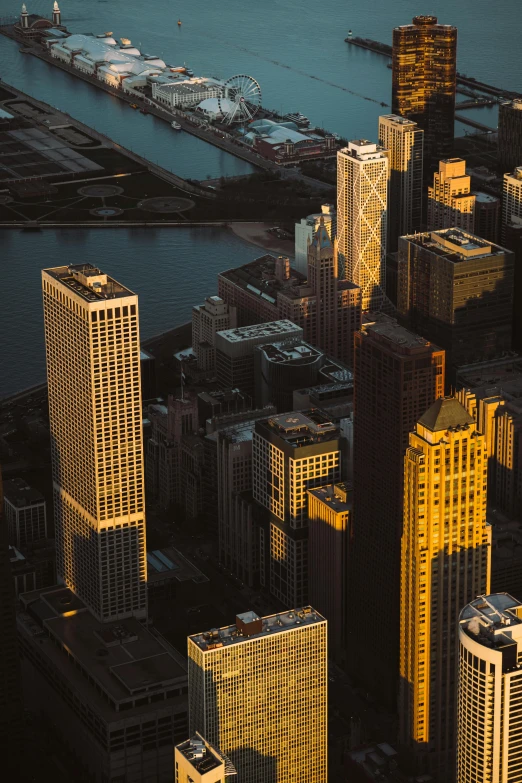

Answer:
[3,478,47,548]
[254,340,325,412]
[18,586,188,783]
[175,733,233,782]
[215,320,303,398]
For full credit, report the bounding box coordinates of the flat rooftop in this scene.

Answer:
[3,478,45,508]
[456,356,522,389]
[18,587,186,712]
[147,547,208,585]
[256,340,322,364]
[189,606,325,652]
[217,319,300,343]
[44,263,135,302]
[259,409,338,445]
[460,593,522,650]
[362,313,441,353]
[308,484,352,513]
[403,228,506,262]
[219,254,306,304]
[176,735,224,775]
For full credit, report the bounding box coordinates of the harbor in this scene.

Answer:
[0,5,341,177]
[344,34,521,133]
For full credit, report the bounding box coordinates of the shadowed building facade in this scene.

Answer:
[397,229,514,376]
[399,398,491,782]
[378,114,424,252]
[42,264,147,622]
[392,16,457,163]
[188,608,327,783]
[498,99,522,176]
[348,314,445,707]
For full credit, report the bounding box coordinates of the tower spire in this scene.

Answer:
[52,0,61,26]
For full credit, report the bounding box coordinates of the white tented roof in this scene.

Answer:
[198,97,234,115]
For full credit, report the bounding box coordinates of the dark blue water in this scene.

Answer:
[0,0,520,395]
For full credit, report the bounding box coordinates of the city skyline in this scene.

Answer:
[3,5,522,781]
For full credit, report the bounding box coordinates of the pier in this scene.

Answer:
[345,36,522,102]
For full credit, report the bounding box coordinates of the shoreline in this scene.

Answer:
[229,222,295,258]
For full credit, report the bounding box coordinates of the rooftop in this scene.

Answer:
[219,254,306,304]
[308,483,352,513]
[189,606,325,652]
[475,191,499,204]
[418,397,474,432]
[456,355,522,391]
[460,594,522,651]
[3,477,45,508]
[362,313,441,353]
[402,228,506,261]
[44,263,134,302]
[217,320,300,344]
[263,408,338,443]
[256,340,323,364]
[147,547,208,585]
[176,734,225,775]
[18,587,186,714]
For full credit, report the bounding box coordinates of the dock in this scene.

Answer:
[345,36,522,102]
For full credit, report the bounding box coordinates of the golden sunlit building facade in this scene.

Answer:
[188,608,327,783]
[392,16,457,162]
[42,264,147,622]
[337,140,388,311]
[399,397,491,781]
[427,158,476,233]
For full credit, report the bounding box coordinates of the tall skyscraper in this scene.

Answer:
[378,114,424,252]
[392,16,457,162]
[427,158,476,232]
[502,166,522,243]
[498,99,522,175]
[348,314,445,706]
[0,469,23,772]
[474,191,500,244]
[253,410,341,607]
[399,398,491,781]
[42,263,147,622]
[457,593,522,783]
[397,228,515,374]
[188,608,327,783]
[307,221,339,359]
[337,140,388,311]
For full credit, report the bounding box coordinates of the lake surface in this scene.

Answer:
[0,0,520,396]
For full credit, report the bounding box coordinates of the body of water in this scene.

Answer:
[0,0,520,396]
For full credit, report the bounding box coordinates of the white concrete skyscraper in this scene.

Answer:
[42,264,147,622]
[457,593,522,783]
[378,115,423,251]
[337,139,388,311]
[188,608,327,783]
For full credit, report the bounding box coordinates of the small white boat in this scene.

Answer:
[171,121,182,130]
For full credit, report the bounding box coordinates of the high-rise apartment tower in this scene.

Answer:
[392,16,457,162]
[42,264,147,622]
[399,398,491,781]
[502,166,522,243]
[427,158,476,232]
[348,314,445,707]
[337,140,388,311]
[498,99,522,175]
[457,593,522,783]
[253,410,341,607]
[378,115,424,252]
[188,608,327,783]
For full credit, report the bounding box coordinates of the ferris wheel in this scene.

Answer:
[218,74,262,125]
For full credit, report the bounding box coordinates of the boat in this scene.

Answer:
[129,103,139,109]
[284,112,310,127]
[177,19,182,26]
[171,121,181,130]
